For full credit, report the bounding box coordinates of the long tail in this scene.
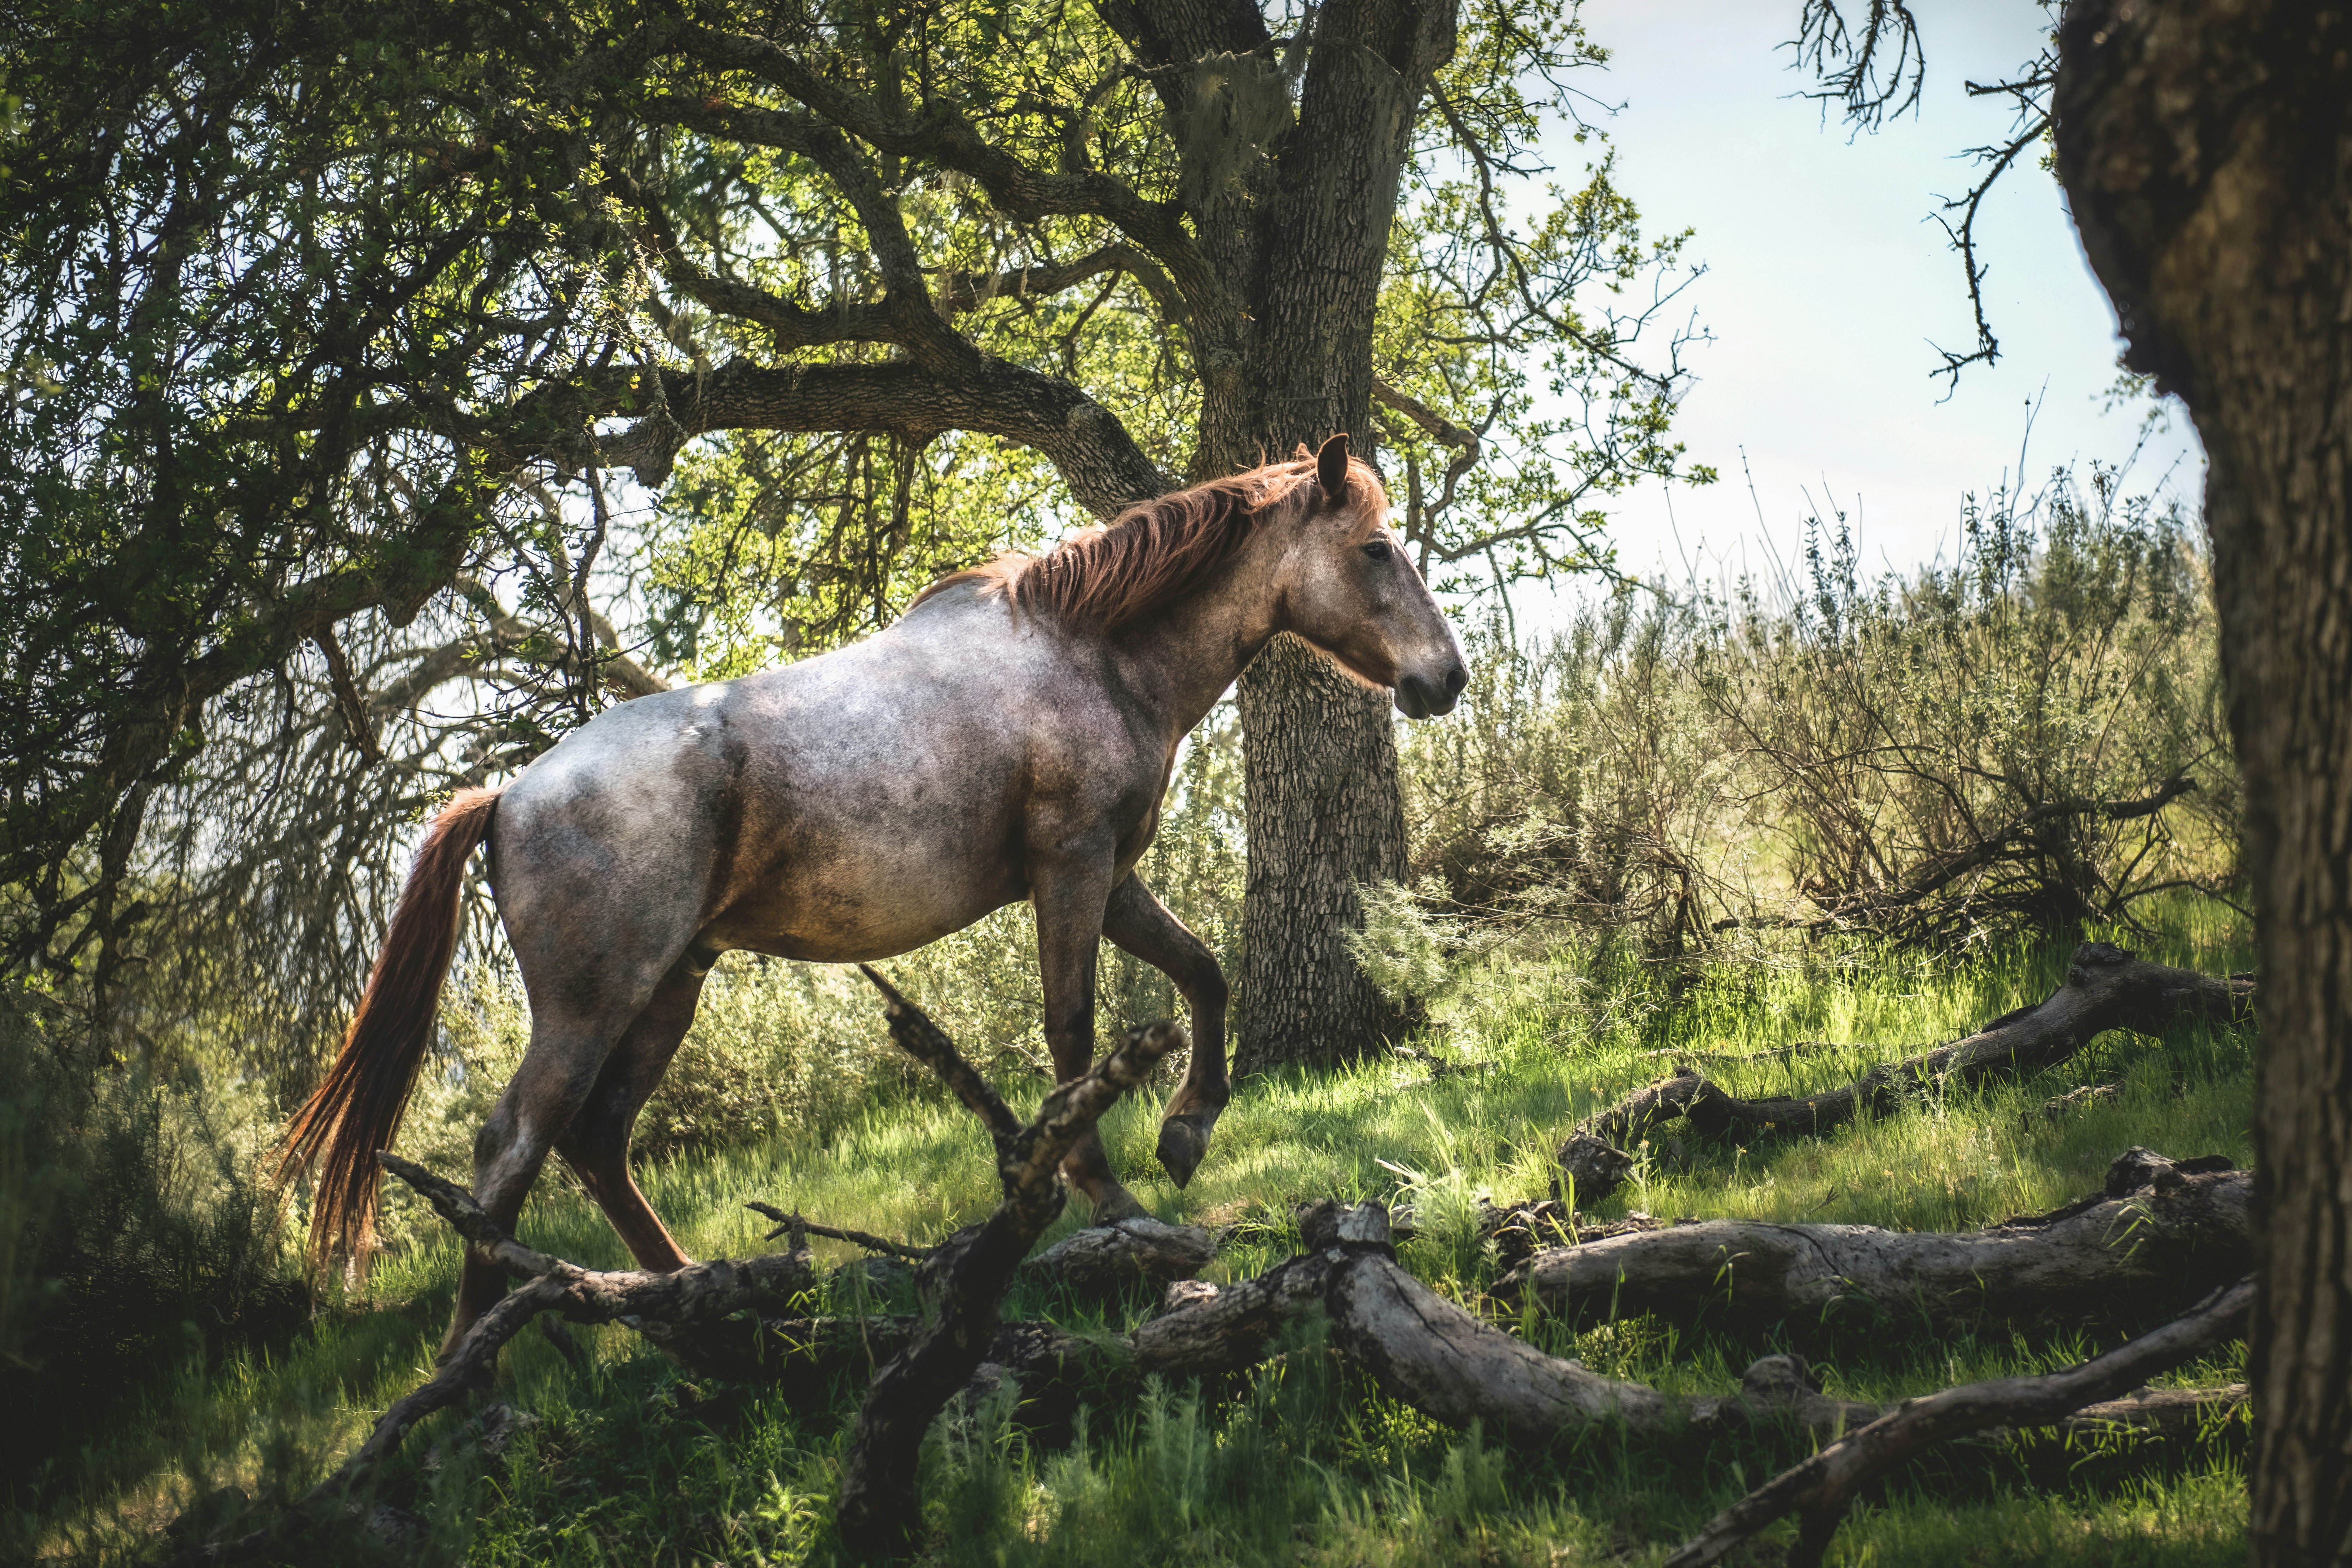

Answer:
[276,785,503,1274]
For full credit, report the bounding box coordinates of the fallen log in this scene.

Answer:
[1666,1276,2257,1568]
[177,990,2254,1566]
[654,1187,2248,1459]
[164,1157,825,1566]
[1558,943,2254,1205]
[1496,1147,2250,1331]
[1024,1215,1218,1299]
[744,1200,1216,1303]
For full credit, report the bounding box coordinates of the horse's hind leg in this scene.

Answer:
[1030,846,1147,1222]
[442,1003,626,1364]
[552,953,710,1273]
[1102,874,1229,1188]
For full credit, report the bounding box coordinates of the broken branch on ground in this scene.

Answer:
[1556,942,2253,1206]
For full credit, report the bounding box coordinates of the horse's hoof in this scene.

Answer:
[1156,1112,1214,1188]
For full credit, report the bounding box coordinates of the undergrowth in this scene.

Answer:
[7,896,2259,1566]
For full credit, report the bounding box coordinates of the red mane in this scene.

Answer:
[914,449,1387,632]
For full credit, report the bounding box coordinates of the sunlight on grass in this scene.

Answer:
[14,899,2258,1565]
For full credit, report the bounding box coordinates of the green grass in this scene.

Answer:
[12,900,2259,1566]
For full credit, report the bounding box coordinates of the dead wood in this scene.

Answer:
[833,965,1184,1562]
[1641,1040,1899,1066]
[1024,1215,1217,1298]
[746,1199,1215,1304]
[1474,1198,1669,1267]
[164,1153,825,1566]
[639,1194,2245,1503]
[1277,1202,2241,1449]
[1496,1148,2250,1331]
[1665,1276,2256,1568]
[748,1200,931,1261]
[185,1171,2242,1566]
[177,981,2250,1567]
[1558,943,2253,1205]
[2043,1080,2126,1118]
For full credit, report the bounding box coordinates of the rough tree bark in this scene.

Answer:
[1100,0,1458,1072]
[2055,10,2352,1562]
[1496,1148,2252,1331]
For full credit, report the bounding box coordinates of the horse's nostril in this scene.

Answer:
[1444,662,1468,699]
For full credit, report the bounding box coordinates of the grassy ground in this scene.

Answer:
[12,900,2259,1566]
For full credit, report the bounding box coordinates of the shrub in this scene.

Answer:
[1397,594,1751,960]
[1697,466,2237,947]
[0,988,299,1495]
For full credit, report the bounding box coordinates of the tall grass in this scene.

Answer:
[5,893,2258,1566]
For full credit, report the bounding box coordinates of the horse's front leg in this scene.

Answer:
[1029,844,1147,1222]
[1102,872,1229,1188]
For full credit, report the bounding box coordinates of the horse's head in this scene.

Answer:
[1279,435,1469,719]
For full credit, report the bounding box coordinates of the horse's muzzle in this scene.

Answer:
[1396,662,1468,719]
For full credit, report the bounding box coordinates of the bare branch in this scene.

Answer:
[1788,1,1927,129]
[1666,1276,2256,1568]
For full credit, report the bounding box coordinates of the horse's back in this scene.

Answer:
[492,592,1149,973]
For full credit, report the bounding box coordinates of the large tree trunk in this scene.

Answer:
[1235,636,1414,1068]
[2054,9,2352,1564]
[1128,0,1457,1072]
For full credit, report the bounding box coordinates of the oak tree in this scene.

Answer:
[0,0,1700,1074]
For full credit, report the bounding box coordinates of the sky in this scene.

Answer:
[1550,0,2203,596]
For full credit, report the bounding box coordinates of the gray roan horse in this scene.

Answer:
[279,435,1467,1358]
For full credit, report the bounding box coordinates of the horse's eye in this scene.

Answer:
[1362,540,1392,563]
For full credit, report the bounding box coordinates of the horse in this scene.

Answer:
[277,434,1468,1359]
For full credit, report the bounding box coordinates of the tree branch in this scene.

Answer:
[1550,943,2254,1207]
[1666,1275,2256,1568]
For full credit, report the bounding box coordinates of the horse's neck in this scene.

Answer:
[1114,526,1291,735]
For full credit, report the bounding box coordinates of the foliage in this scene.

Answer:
[0,0,1702,1094]
[1381,463,2237,965]
[1396,591,1743,967]
[1701,465,2236,947]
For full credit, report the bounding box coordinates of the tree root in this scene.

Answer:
[1558,942,2254,1206]
[1494,1147,2250,1330]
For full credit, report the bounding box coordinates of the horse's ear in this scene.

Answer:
[1317,433,1350,506]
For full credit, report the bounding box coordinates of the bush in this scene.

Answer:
[1398,595,1747,960]
[0,988,300,1496]
[1698,467,2237,946]
[1387,463,2238,970]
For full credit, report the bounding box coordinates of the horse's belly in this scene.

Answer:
[701,810,1030,964]
[721,881,1027,964]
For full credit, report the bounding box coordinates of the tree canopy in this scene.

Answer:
[0,0,1702,1074]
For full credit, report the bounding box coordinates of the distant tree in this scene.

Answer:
[0,0,1702,1077]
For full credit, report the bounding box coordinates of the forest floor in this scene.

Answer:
[14,900,2260,1566]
